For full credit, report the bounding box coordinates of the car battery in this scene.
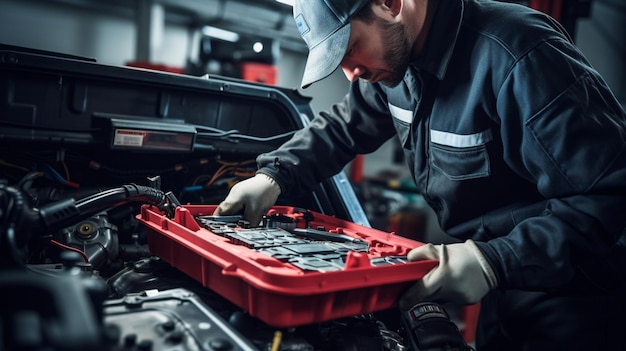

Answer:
[137,204,438,328]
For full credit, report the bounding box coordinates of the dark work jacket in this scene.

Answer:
[257,0,626,291]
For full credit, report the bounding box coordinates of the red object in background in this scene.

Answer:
[349,154,365,183]
[126,60,185,74]
[462,302,481,344]
[240,62,277,85]
[528,0,563,21]
[137,204,438,328]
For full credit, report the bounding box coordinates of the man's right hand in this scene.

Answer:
[213,173,281,227]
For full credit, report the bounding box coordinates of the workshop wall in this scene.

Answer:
[576,0,626,108]
[0,0,188,68]
[0,0,351,115]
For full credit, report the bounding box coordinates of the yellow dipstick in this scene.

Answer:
[270,330,282,351]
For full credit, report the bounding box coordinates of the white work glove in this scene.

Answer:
[213,173,281,227]
[399,239,497,309]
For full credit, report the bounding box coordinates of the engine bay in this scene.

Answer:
[0,147,448,351]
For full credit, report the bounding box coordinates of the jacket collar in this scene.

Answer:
[413,0,464,80]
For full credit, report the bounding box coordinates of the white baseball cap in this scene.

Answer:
[293,0,371,88]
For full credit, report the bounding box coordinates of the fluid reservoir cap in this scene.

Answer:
[76,221,96,237]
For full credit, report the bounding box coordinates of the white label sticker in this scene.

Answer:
[114,129,145,147]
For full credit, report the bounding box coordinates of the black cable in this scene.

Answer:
[38,184,166,235]
[0,185,29,267]
[196,130,297,142]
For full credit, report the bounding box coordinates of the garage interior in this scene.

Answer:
[0,0,624,350]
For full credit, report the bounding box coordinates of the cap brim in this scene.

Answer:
[300,23,351,89]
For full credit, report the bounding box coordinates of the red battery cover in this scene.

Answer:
[137,204,438,328]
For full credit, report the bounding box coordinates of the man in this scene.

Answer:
[215,0,626,349]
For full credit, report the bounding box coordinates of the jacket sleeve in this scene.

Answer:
[256,81,397,197]
[478,35,626,290]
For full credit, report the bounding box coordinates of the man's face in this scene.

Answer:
[340,16,411,87]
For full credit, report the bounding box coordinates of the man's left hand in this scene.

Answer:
[398,239,498,309]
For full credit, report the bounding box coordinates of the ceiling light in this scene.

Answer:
[276,0,294,6]
[253,42,264,53]
[202,26,240,42]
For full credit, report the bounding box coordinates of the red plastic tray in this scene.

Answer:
[137,205,437,327]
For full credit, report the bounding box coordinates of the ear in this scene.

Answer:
[383,0,402,17]
[372,0,402,20]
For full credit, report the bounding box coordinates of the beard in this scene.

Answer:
[379,20,412,87]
